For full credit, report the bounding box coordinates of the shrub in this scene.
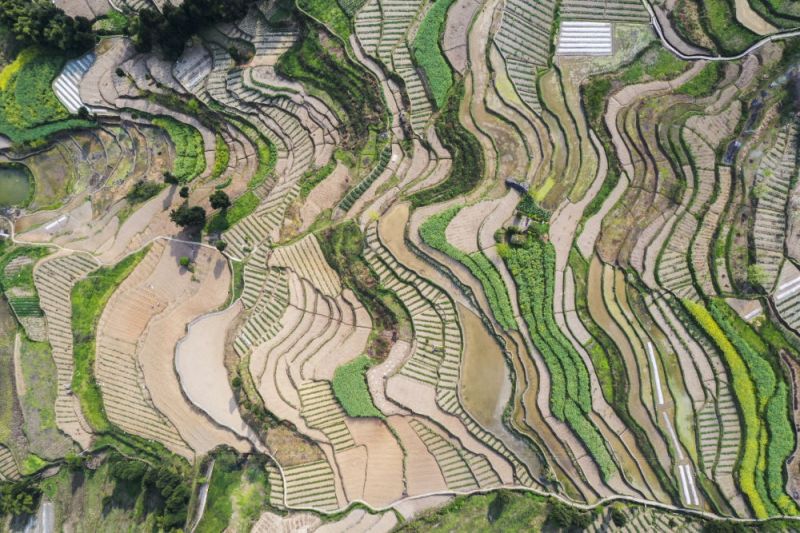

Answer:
[332,355,383,418]
[677,62,722,97]
[299,160,336,198]
[126,180,163,203]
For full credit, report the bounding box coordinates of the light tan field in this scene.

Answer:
[97,239,249,457]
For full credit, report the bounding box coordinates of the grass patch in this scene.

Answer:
[152,116,206,182]
[71,248,148,432]
[412,0,456,109]
[332,355,383,418]
[398,490,549,531]
[677,62,722,97]
[619,46,685,85]
[207,191,260,233]
[408,80,484,207]
[20,453,47,475]
[337,146,391,211]
[0,246,51,323]
[194,450,269,532]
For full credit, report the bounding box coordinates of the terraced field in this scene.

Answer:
[2,0,800,530]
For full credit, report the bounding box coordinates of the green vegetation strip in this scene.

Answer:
[412,0,456,109]
[419,206,516,330]
[152,116,206,182]
[332,355,383,418]
[708,299,798,515]
[210,133,230,181]
[568,250,678,501]
[699,0,760,55]
[72,249,148,432]
[505,235,615,479]
[682,299,768,518]
[408,80,484,207]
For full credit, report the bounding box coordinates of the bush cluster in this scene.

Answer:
[130,0,255,59]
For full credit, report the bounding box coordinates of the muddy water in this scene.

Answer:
[459,303,508,425]
[0,164,32,207]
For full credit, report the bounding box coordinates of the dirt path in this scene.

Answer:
[12,333,24,397]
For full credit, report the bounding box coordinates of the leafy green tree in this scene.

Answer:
[209,190,231,210]
[0,480,40,516]
[170,203,206,228]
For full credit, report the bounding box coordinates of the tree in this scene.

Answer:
[215,240,227,252]
[163,172,179,185]
[0,480,40,516]
[0,0,95,53]
[179,186,189,199]
[170,204,206,228]
[209,190,231,210]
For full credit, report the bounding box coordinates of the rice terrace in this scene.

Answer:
[2,0,800,530]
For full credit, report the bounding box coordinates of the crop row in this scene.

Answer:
[419,207,517,330]
[8,296,43,317]
[337,146,391,212]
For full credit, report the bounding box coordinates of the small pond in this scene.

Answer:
[0,164,33,207]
